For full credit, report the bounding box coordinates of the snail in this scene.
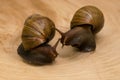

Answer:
[56,5,104,52]
[17,14,59,65]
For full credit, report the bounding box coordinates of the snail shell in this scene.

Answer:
[71,5,104,34]
[22,14,55,50]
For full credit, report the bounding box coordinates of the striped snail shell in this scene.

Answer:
[22,14,55,50]
[71,5,104,34]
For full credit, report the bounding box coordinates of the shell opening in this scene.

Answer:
[71,24,94,33]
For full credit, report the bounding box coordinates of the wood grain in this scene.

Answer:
[0,0,120,80]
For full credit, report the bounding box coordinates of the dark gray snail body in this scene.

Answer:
[56,6,104,52]
[17,14,59,65]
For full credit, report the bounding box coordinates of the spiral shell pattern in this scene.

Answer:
[71,6,104,34]
[22,14,55,50]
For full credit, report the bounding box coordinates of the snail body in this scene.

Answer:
[17,14,59,65]
[18,41,59,65]
[56,6,104,52]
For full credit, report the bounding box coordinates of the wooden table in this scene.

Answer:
[0,0,120,80]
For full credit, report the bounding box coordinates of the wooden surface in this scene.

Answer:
[0,0,120,80]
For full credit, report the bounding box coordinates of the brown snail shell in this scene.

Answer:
[22,14,55,50]
[71,5,104,34]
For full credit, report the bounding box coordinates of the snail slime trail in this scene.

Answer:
[56,6,104,52]
[17,14,59,65]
